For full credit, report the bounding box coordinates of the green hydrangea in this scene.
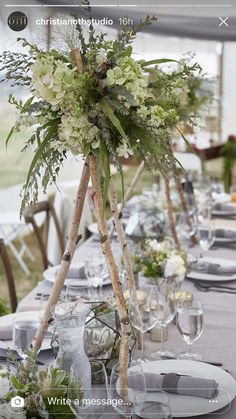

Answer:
[105,56,149,104]
[31,56,76,106]
[58,113,100,154]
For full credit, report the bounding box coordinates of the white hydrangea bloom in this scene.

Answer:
[164,254,186,282]
[58,113,100,154]
[31,56,76,106]
[105,56,149,104]
[147,239,163,252]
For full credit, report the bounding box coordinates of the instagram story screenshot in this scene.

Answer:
[0,0,236,417]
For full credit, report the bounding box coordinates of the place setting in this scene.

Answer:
[1,3,236,418]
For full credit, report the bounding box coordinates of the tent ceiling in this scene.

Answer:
[30,0,236,42]
[2,0,236,42]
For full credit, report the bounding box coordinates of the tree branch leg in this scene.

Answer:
[89,155,130,400]
[163,176,181,251]
[33,158,90,351]
[174,166,198,246]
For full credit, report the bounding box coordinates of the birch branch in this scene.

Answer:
[163,175,181,251]
[89,155,130,399]
[110,160,145,239]
[174,166,198,246]
[108,177,143,349]
[33,158,90,351]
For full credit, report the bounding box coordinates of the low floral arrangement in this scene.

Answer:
[134,238,187,282]
[0,351,78,418]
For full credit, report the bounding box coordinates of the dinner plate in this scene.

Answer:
[187,257,236,282]
[0,311,51,351]
[43,264,112,287]
[212,209,236,217]
[130,360,236,417]
[215,236,236,244]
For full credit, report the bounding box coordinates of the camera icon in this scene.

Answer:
[10,396,25,408]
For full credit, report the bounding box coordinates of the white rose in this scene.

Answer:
[164,255,186,282]
[148,239,163,252]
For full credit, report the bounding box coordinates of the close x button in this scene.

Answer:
[218,17,229,27]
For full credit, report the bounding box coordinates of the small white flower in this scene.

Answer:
[117,141,133,159]
[148,239,163,252]
[164,255,186,282]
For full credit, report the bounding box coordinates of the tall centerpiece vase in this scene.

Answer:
[51,302,91,392]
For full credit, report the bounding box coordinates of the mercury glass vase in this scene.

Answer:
[51,301,91,391]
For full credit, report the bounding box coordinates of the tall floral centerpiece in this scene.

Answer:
[0,7,203,395]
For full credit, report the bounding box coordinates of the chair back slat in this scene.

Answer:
[0,238,17,312]
[23,200,64,270]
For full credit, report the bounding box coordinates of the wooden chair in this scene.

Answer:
[23,200,64,270]
[0,238,17,312]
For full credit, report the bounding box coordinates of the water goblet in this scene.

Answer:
[177,300,204,360]
[128,285,159,363]
[151,279,177,360]
[109,361,147,419]
[84,257,105,300]
[68,360,108,418]
[66,280,91,303]
[134,388,172,418]
[198,223,215,256]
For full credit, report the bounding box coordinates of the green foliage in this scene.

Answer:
[0,299,10,316]
[5,349,79,418]
[222,141,236,192]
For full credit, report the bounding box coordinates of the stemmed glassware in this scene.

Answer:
[128,285,159,362]
[151,279,177,360]
[175,211,198,250]
[68,360,108,418]
[66,280,91,302]
[133,388,172,418]
[177,300,204,360]
[84,257,105,300]
[197,199,215,256]
[109,361,147,419]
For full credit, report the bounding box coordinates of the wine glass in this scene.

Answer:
[198,223,215,256]
[84,257,105,300]
[175,211,197,249]
[68,360,108,418]
[66,281,91,302]
[109,361,146,419]
[151,279,176,360]
[134,388,172,418]
[128,285,159,362]
[13,318,39,359]
[177,300,204,360]
[197,196,215,256]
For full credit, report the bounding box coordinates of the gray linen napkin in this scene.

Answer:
[215,229,236,239]
[213,203,236,212]
[0,328,12,340]
[128,372,218,399]
[65,266,86,279]
[190,261,236,275]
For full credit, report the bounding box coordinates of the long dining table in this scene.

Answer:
[14,225,236,419]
